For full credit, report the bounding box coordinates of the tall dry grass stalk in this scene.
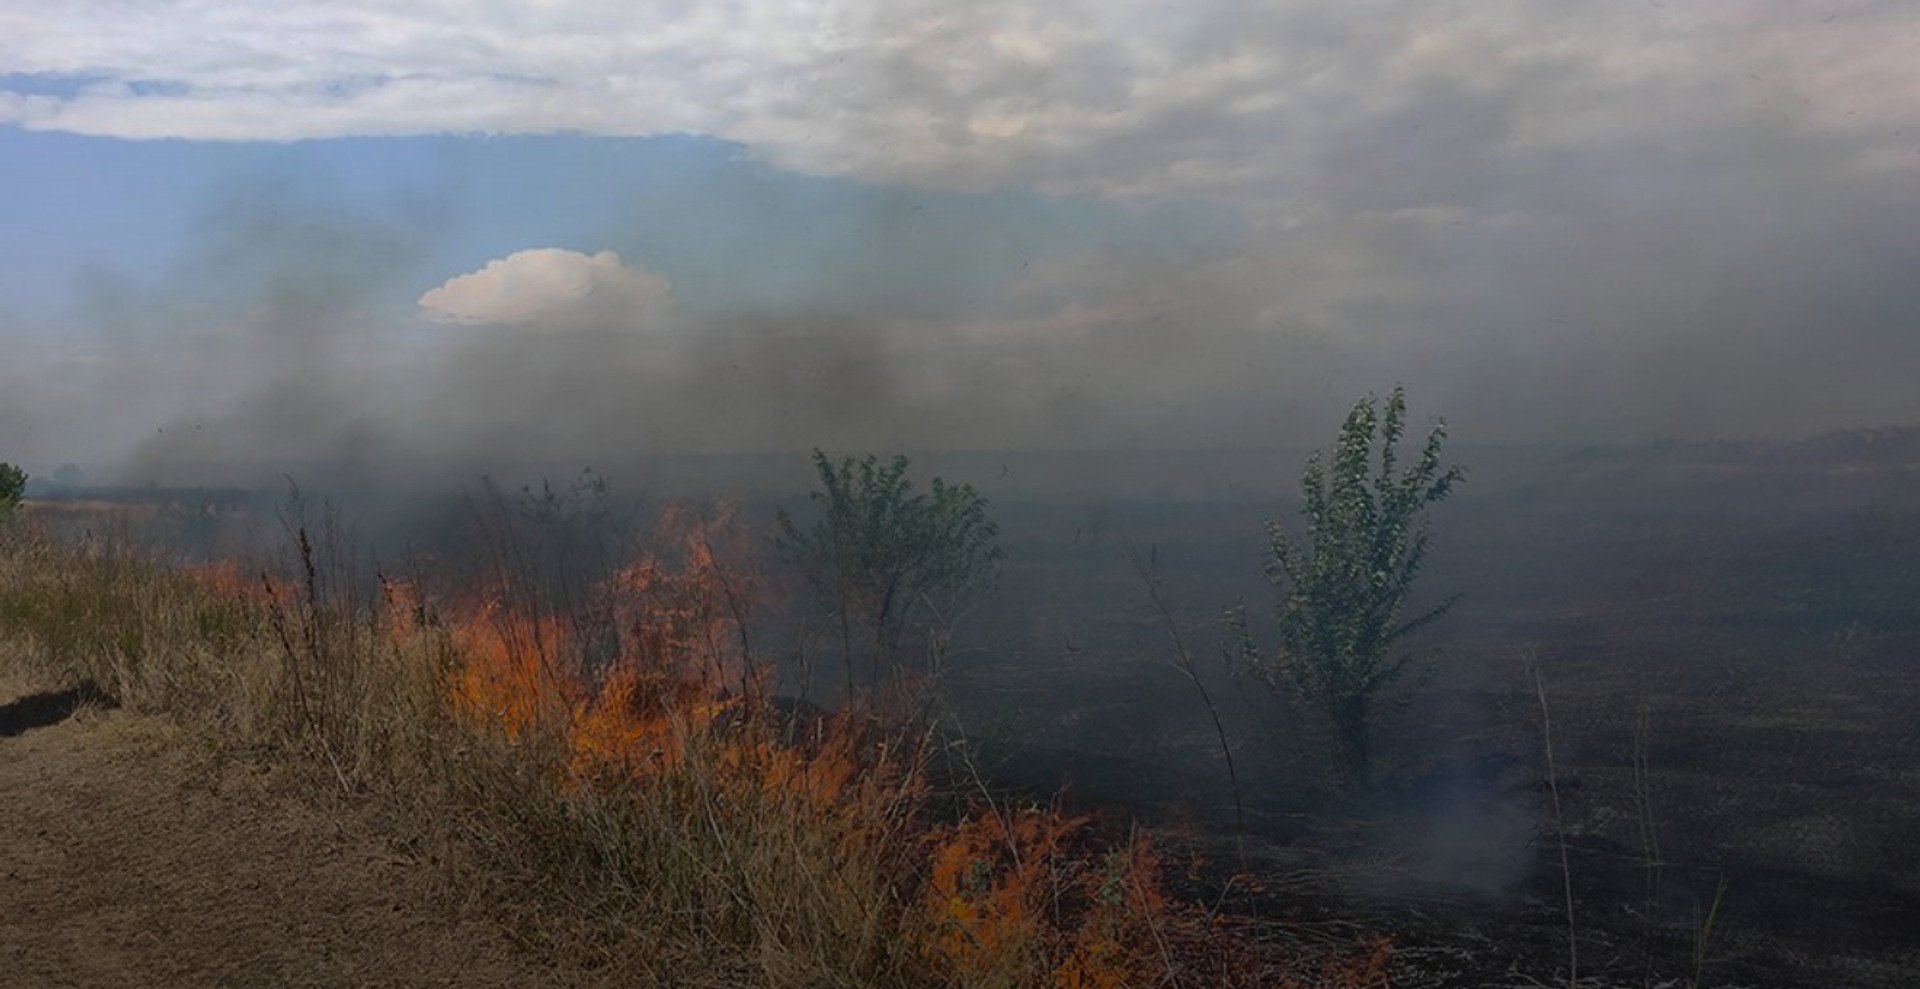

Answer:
[1131,546,1246,857]
[1528,651,1578,989]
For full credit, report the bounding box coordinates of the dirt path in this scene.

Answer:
[0,671,573,988]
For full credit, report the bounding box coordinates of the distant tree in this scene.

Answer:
[0,462,26,516]
[778,450,1002,693]
[53,463,83,488]
[1230,387,1464,786]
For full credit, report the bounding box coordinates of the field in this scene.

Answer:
[4,436,1919,987]
[940,442,1920,987]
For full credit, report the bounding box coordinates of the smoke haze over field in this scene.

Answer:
[2,2,1918,485]
[13,13,1920,982]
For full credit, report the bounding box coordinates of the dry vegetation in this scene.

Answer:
[0,499,1389,988]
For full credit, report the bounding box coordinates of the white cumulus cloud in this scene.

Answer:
[417,249,672,330]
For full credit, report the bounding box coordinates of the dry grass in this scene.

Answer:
[0,505,1387,989]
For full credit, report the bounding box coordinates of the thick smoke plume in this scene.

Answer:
[2,1,1917,487]
[66,154,1920,492]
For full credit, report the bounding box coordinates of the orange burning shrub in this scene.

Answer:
[607,502,758,695]
[732,722,862,814]
[445,598,574,741]
[566,659,745,781]
[1052,834,1170,989]
[924,803,1179,986]
[928,805,1082,965]
[572,503,764,782]
[440,503,783,786]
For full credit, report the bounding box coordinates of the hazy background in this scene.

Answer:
[2,1,1918,488]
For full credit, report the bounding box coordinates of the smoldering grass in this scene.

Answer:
[0,501,1382,989]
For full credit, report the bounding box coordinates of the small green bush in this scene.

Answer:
[777,450,1001,692]
[1231,387,1464,786]
[0,462,26,515]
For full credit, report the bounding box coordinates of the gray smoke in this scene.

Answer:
[3,11,1916,487]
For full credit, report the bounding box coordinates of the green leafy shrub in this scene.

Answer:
[0,462,25,516]
[1231,387,1464,786]
[778,450,1001,692]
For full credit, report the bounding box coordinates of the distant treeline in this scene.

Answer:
[1570,425,1920,467]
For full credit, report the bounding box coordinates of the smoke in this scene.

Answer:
[3,1,1917,487]
[1,117,1906,495]
[49,180,1289,487]
[47,155,1920,490]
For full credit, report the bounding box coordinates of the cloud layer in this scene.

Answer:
[5,2,1915,200]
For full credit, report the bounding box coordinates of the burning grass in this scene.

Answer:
[0,504,1388,988]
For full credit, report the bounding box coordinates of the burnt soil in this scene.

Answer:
[938,449,1920,988]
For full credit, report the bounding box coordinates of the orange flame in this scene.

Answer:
[445,599,574,740]
[156,503,1389,988]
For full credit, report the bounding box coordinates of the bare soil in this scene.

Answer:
[0,670,580,989]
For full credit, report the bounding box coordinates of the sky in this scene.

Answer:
[1,1,1917,485]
